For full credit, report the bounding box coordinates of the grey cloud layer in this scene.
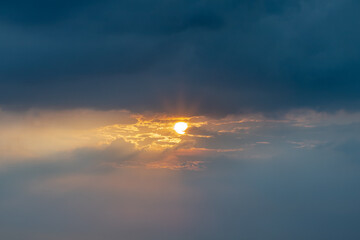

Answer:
[0,0,359,114]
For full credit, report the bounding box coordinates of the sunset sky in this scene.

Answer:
[1,0,360,239]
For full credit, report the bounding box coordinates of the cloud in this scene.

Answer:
[0,0,359,115]
[0,108,135,160]
[2,1,360,237]
[1,110,360,239]
[1,107,360,168]
[0,108,360,239]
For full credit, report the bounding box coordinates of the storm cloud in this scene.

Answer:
[0,0,359,115]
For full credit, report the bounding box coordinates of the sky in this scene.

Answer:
[1,0,360,239]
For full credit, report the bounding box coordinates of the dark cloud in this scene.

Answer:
[0,0,359,115]
[0,0,98,24]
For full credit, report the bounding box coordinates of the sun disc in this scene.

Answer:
[174,122,188,134]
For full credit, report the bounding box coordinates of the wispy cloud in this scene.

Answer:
[1,108,360,170]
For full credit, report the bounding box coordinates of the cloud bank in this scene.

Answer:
[0,0,359,115]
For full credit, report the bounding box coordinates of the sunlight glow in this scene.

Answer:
[174,122,188,134]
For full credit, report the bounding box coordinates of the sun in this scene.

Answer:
[174,122,188,134]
